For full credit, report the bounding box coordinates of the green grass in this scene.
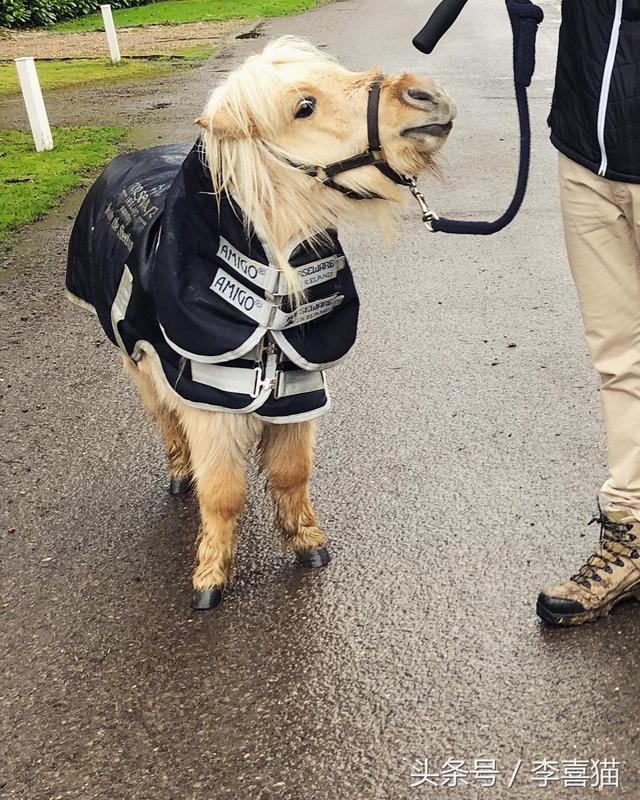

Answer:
[53,0,323,32]
[0,126,125,243]
[172,43,215,60]
[0,56,181,97]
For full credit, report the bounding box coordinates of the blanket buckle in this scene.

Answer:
[251,366,280,399]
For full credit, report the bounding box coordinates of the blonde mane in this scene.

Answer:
[199,37,399,298]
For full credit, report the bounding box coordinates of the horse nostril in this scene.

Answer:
[407,89,436,104]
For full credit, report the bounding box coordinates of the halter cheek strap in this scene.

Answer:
[263,77,413,201]
[321,78,413,199]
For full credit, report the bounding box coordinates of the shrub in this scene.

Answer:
[0,0,154,29]
[0,0,31,27]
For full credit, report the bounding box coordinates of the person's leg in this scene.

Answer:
[559,154,640,515]
[537,154,640,626]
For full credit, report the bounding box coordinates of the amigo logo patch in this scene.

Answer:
[217,236,269,287]
[210,268,264,321]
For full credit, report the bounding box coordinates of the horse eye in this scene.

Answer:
[295,97,316,119]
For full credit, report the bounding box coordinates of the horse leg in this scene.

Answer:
[178,409,262,610]
[122,356,192,494]
[258,421,330,568]
[158,406,192,495]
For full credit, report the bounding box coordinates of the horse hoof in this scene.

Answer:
[169,475,192,495]
[191,587,223,611]
[298,546,331,569]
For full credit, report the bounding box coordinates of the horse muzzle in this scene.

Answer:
[400,85,456,141]
[402,120,453,140]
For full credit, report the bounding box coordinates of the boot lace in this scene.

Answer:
[570,506,639,589]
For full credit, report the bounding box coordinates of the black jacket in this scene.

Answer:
[549,0,640,183]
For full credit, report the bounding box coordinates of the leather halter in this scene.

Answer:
[268,77,413,201]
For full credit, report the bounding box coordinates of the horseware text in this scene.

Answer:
[298,257,339,286]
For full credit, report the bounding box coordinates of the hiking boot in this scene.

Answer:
[537,507,640,627]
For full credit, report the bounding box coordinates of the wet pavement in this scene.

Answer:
[2,0,640,798]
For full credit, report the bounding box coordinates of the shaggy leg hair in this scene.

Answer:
[124,351,326,592]
[179,408,262,590]
[258,421,326,554]
[126,352,262,592]
[123,356,191,484]
[161,410,192,486]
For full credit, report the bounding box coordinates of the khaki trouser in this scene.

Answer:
[559,152,640,520]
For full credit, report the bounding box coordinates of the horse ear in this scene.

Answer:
[196,106,251,139]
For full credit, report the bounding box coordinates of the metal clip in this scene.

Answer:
[251,366,264,399]
[251,366,280,399]
[407,175,439,233]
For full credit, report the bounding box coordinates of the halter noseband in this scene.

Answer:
[267,76,413,201]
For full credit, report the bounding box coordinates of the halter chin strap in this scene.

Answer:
[265,77,414,201]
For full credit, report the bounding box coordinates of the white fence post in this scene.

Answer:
[14,57,53,152]
[100,4,121,64]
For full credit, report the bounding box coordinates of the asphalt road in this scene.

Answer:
[2,1,640,798]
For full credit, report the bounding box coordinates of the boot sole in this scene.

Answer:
[537,587,640,627]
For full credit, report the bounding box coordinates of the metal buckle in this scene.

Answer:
[250,366,263,399]
[251,366,280,399]
[407,176,439,233]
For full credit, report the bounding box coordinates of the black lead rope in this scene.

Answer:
[413,0,544,235]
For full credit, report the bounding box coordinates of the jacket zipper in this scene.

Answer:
[597,0,624,176]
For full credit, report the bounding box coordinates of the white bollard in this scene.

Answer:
[14,57,53,152]
[100,4,121,64]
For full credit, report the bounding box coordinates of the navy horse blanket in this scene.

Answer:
[66,142,360,423]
